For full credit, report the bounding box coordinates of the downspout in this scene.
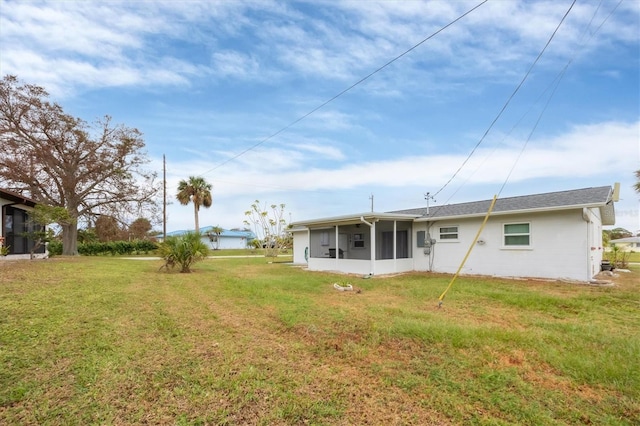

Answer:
[360,216,376,276]
[582,208,594,280]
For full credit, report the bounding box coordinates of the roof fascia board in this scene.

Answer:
[0,190,38,208]
[292,213,419,228]
[414,202,609,222]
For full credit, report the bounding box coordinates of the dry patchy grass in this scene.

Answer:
[0,257,638,425]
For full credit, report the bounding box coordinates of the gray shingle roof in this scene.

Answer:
[389,186,613,219]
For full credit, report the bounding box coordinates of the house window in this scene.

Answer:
[504,223,530,246]
[439,226,458,240]
[417,230,426,247]
[320,231,330,246]
[353,233,365,248]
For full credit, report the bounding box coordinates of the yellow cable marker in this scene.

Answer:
[438,194,498,307]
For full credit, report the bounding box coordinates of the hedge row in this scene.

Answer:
[46,240,158,256]
[79,240,159,256]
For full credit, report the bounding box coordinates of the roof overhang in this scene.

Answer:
[414,202,614,223]
[291,212,420,229]
[0,189,38,208]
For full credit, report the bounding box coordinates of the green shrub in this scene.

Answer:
[47,240,62,256]
[78,242,105,256]
[157,233,209,273]
[75,240,158,256]
[133,240,158,254]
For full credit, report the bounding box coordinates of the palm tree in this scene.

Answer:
[206,225,224,250]
[176,176,212,233]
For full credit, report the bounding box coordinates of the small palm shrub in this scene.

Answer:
[605,245,630,269]
[157,233,209,273]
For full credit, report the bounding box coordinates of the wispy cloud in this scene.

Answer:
[159,119,638,195]
[2,0,635,96]
[2,0,636,233]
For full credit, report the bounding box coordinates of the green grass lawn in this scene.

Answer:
[1,256,638,425]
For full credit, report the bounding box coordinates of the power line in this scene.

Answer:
[430,0,578,200]
[429,0,621,217]
[199,0,489,176]
[496,0,623,198]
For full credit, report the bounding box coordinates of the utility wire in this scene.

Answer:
[430,0,620,217]
[199,0,489,176]
[430,0,578,200]
[496,0,623,198]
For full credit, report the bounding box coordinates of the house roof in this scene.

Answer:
[165,227,256,239]
[291,212,420,228]
[292,186,616,227]
[610,236,640,243]
[390,186,614,221]
[0,188,38,208]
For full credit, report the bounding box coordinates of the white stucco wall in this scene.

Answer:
[414,209,595,281]
[293,208,603,281]
[292,229,309,265]
[213,236,250,250]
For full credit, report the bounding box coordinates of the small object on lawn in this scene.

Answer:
[600,260,614,272]
[333,283,353,291]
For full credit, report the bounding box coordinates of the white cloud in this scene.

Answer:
[2,1,636,234]
[160,119,638,196]
[158,119,639,233]
[2,0,635,97]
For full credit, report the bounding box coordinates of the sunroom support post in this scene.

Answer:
[393,221,397,260]
[335,225,339,266]
[360,216,376,276]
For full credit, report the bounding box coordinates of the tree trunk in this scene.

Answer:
[62,223,79,255]
[194,204,200,234]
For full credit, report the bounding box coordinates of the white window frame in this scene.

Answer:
[352,233,365,249]
[503,222,531,248]
[438,225,459,241]
[320,231,330,246]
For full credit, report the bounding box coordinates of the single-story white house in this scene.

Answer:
[163,226,256,250]
[0,188,47,259]
[290,185,618,282]
[609,236,640,252]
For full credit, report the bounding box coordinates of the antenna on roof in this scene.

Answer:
[424,192,436,216]
[369,194,374,212]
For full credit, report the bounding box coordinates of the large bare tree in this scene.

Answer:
[0,75,159,255]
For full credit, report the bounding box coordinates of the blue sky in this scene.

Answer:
[1,0,639,233]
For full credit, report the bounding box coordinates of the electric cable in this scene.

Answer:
[432,0,623,210]
[497,0,623,197]
[430,0,578,200]
[434,0,623,307]
[198,0,489,177]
